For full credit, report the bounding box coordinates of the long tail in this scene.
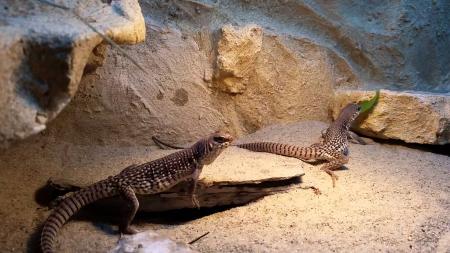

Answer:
[154,137,319,161]
[237,142,318,161]
[40,181,117,253]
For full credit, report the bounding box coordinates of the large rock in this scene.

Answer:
[214,24,263,94]
[0,0,145,148]
[333,89,450,144]
[43,21,349,146]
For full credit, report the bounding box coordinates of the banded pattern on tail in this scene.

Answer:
[40,131,233,253]
[41,181,117,253]
[236,103,362,187]
[237,142,320,161]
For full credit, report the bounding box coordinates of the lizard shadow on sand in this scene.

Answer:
[371,139,450,156]
[29,183,242,252]
[27,206,239,253]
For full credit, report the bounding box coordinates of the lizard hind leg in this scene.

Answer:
[320,166,339,188]
[118,185,140,235]
[319,155,349,188]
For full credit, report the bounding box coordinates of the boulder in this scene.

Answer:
[0,0,145,148]
[214,24,263,94]
[333,89,450,144]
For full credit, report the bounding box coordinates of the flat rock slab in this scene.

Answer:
[48,147,306,212]
[334,89,450,144]
[109,231,197,253]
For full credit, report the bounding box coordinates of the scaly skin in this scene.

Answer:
[237,103,361,187]
[40,132,233,253]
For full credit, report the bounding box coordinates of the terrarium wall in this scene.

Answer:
[42,0,450,147]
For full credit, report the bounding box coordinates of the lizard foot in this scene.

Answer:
[119,226,139,237]
[347,131,368,145]
[310,186,322,195]
[299,185,321,195]
[49,195,67,208]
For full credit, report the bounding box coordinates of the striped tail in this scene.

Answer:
[237,142,318,161]
[40,181,117,253]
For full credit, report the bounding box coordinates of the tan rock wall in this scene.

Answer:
[3,0,449,148]
[45,18,357,146]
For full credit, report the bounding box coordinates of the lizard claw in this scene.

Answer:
[311,186,322,195]
[191,194,200,209]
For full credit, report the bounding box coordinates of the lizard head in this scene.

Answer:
[193,131,234,165]
[337,103,361,130]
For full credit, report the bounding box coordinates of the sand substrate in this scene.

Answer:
[0,121,449,252]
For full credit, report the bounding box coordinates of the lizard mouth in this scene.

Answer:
[213,133,234,145]
[213,136,229,143]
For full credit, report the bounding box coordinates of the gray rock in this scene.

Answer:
[333,89,450,144]
[0,0,145,148]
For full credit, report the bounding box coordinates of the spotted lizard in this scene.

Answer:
[40,132,233,253]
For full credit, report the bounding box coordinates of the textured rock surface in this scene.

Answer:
[215,24,263,94]
[2,0,450,149]
[43,16,346,146]
[36,0,448,148]
[333,89,450,144]
[0,0,145,148]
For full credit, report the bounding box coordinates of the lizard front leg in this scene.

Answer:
[118,185,140,235]
[347,131,367,145]
[189,168,202,209]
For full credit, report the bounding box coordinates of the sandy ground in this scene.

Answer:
[0,121,449,253]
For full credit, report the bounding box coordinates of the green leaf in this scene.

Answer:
[359,90,380,113]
